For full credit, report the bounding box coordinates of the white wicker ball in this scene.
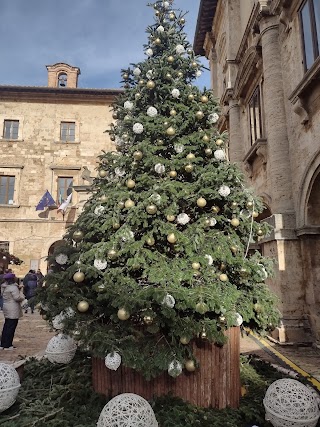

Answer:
[195,70,202,77]
[168,360,183,378]
[133,67,141,77]
[0,363,21,413]
[162,294,175,308]
[177,213,190,225]
[45,334,77,364]
[94,259,108,270]
[154,163,165,174]
[263,379,320,427]
[97,393,158,427]
[146,70,153,79]
[205,254,213,265]
[175,44,185,55]
[208,112,220,124]
[163,1,170,9]
[52,307,75,330]
[214,149,226,161]
[233,313,243,326]
[171,88,180,98]
[218,185,231,197]
[147,107,158,117]
[145,48,153,57]
[105,352,122,371]
[124,101,134,110]
[133,123,144,134]
[55,253,68,265]
[94,205,105,216]
[156,25,165,33]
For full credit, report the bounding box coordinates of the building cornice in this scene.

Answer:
[193,0,219,56]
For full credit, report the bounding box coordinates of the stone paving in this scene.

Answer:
[1,310,319,384]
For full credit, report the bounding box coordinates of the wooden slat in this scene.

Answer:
[92,327,240,408]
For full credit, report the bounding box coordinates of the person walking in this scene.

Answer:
[36,269,44,287]
[23,270,38,314]
[0,272,25,350]
[0,269,4,310]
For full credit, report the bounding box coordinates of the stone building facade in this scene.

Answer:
[0,63,121,276]
[194,0,320,344]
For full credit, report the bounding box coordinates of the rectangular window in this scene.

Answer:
[0,241,9,252]
[0,176,15,204]
[60,122,75,142]
[248,85,264,145]
[3,120,19,140]
[300,0,319,70]
[57,177,73,204]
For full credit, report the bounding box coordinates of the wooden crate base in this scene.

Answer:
[92,327,240,408]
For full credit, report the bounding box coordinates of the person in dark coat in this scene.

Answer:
[23,270,38,314]
[0,273,25,350]
[0,269,4,310]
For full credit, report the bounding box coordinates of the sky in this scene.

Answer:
[0,0,210,90]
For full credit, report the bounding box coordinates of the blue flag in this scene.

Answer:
[36,190,56,211]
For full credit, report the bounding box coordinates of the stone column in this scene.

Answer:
[228,99,243,164]
[259,15,293,213]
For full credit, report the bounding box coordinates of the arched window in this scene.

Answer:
[58,73,67,87]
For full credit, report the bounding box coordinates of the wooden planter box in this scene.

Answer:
[92,327,240,408]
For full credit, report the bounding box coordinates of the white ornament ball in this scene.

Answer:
[175,44,185,55]
[146,70,153,79]
[0,363,21,413]
[52,307,75,330]
[208,112,220,124]
[147,106,158,117]
[94,259,108,270]
[55,253,68,265]
[258,263,269,279]
[133,123,144,134]
[156,25,165,33]
[124,101,134,110]
[168,360,183,378]
[154,163,165,174]
[162,293,175,308]
[208,218,217,227]
[177,213,190,225]
[195,70,202,77]
[115,167,126,177]
[94,205,105,216]
[97,393,158,427]
[205,254,213,265]
[218,185,231,197]
[45,334,77,364]
[163,1,170,8]
[133,67,141,77]
[171,88,180,98]
[233,313,243,326]
[214,149,226,161]
[174,143,185,153]
[145,48,154,57]
[263,379,320,427]
[105,352,122,371]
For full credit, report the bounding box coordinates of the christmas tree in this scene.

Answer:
[39,0,279,380]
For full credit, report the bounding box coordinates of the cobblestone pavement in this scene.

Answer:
[1,310,319,385]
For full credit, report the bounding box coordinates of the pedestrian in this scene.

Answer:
[0,272,25,350]
[0,269,4,310]
[23,270,38,314]
[36,269,44,287]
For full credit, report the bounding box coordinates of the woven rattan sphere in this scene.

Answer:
[263,379,320,427]
[0,363,21,413]
[45,334,77,364]
[97,393,158,427]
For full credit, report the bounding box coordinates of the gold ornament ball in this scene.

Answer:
[204,218,211,227]
[167,214,175,222]
[166,73,172,79]
[180,336,190,345]
[231,218,240,227]
[219,273,228,282]
[212,205,220,214]
[122,133,129,141]
[122,73,129,80]
[166,126,175,136]
[205,148,212,156]
[195,302,208,314]
[155,10,160,16]
[195,111,204,120]
[100,195,108,203]
[200,329,207,339]
[146,204,157,214]
[167,233,177,244]
[143,315,153,325]
[154,38,161,45]
[240,267,248,277]
[246,201,254,209]
[147,80,155,89]
[188,94,195,101]
[192,262,201,270]
[177,71,183,78]
[169,170,177,178]
[73,230,84,242]
[118,201,125,209]
[42,314,48,320]
[220,262,226,271]
[107,249,118,260]
[200,95,209,103]
[202,134,210,143]
[117,308,130,320]
[186,152,195,160]
[73,271,85,283]
[146,237,155,246]
[110,135,116,142]
[191,61,198,68]
[185,360,196,372]
[133,150,143,160]
[138,79,145,86]
[127,179,136,189]
[125,199,135,208]
[252,211,259,218]
[254,303,262,313]
[219,315,226,324]
[197,197,207,208]
[216,139,224,146]
[99,169,107,178]
[157,139,164,145]
[257,228,264,236]
[170,109,177,116]
[135,93,141,100]
[113,222,120,230]
[169,12,175,20]
[185,164,194,173]
[77,301,89,313]
[163,121,169,127]
[230,245,238,254]
[112,112,118,119]
[231,201,238,209]
[167,56,175,63]
[179,17,185,24]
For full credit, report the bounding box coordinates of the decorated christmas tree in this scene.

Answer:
[38,0,279,381]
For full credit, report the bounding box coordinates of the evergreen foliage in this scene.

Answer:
[37,0,280,379]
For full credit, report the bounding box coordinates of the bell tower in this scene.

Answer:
[46,63,81,88]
